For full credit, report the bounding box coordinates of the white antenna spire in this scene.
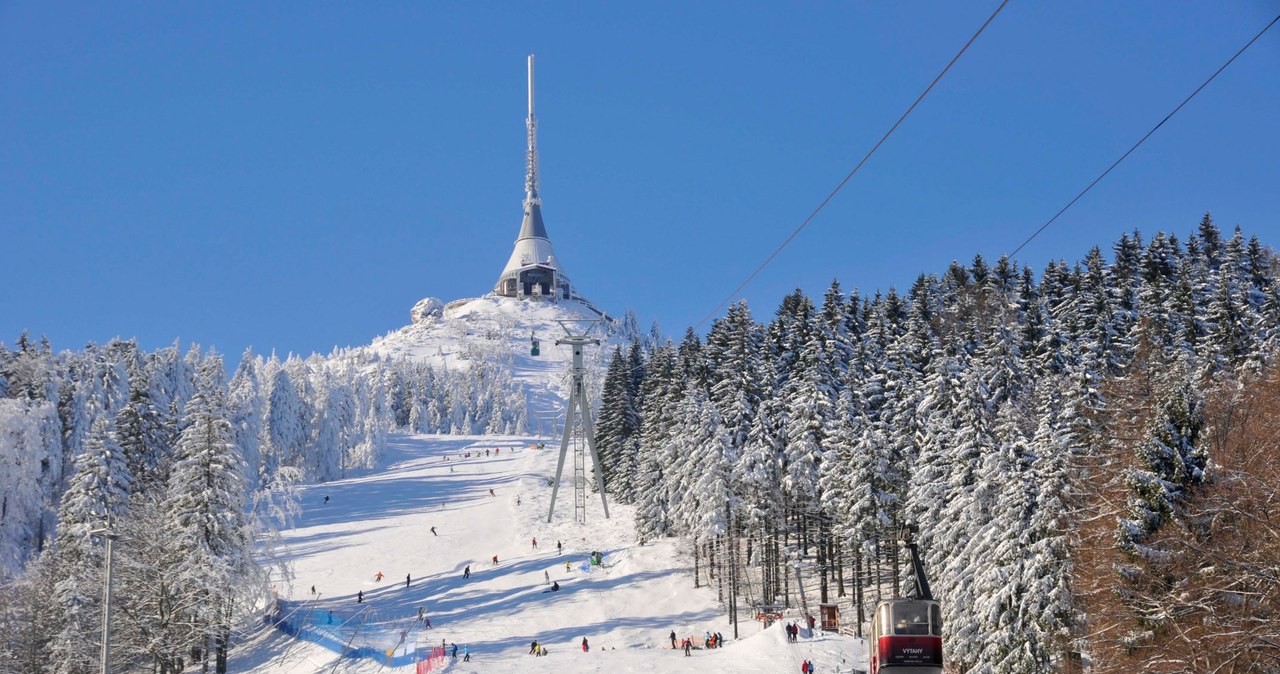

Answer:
[528,54,535,117]
[525,54,540,203]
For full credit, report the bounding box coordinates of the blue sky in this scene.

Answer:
[3,2,1278,361]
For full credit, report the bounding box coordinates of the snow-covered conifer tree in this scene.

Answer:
[165,355,264,670]
[49,415,132,674]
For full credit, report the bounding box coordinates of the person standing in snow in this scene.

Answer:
[529,640,538,655]
[462,644,470,661]
[557,540,562,555]
[488,488,495,497]
[463,565,470,579]
[683,638,692,656]
[669,630,677,648]
[406,573,411,587]
[492,555,499,565]
[545,570,550,584]
[581,637,589,652]
[374,571,383,582]
[451,642,457,658]
[357,590,363,603]
[801,659,810,673]
[532,537,538,549]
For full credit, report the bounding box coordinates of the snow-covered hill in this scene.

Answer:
[228,432,868,673]
[370,296,625,434]
[226,295,868,672]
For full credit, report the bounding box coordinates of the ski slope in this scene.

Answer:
[228,432,868,673]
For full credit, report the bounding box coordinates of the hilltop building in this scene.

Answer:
[493,55,584,303]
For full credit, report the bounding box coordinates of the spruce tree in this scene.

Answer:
[50,415,132,674]
[165,355,263,670]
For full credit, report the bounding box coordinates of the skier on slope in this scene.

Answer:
[582,637,589,652]
[463,565,471,579]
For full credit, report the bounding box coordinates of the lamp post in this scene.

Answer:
[90,525,118,674]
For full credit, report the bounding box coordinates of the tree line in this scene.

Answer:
[594,214,1280,673]
[0,337,530,673]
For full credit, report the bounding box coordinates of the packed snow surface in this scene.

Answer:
[230,433,868,673]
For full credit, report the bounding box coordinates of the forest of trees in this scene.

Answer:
[0,338,530,673]
[594,215,1280,673]
[4,214,1277,673]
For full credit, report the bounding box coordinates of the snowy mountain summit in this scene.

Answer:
[371,294,623,426]
[364,52,628,421]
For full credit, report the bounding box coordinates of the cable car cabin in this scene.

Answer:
[868,599,942,674]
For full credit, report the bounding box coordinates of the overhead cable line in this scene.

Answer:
[1007,12,1280,259]
[693,0,1010,331]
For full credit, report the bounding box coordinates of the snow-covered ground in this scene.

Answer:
[228,432,868,673]
[227,295,867,672]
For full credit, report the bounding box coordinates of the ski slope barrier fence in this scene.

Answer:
[415,646,447,673]
[266,599,431,667]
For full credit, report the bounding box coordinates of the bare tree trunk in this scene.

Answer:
[715,538,723,602]
[836,539,846,598]
[854,546,865,638]
[693,540,700,589]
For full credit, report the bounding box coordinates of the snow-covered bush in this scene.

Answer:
[411,297,445,325]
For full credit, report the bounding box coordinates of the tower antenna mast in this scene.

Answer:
[525,54,540,205]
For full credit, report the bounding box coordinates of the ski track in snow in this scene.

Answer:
[228,296,868,672]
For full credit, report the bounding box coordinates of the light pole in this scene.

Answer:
[90,524,118,674]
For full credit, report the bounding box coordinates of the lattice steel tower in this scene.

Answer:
[547,320,610,523]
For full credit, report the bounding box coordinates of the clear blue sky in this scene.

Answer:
[4,2,1278,361]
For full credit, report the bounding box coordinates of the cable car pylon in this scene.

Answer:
[546,319,609,523]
